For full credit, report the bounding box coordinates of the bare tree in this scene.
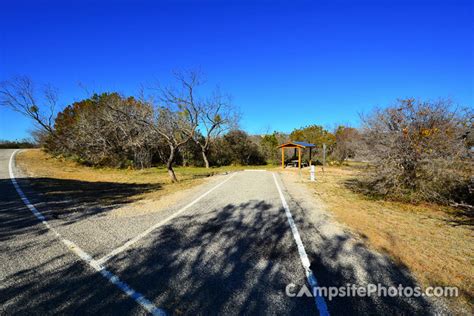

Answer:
[107,71,201,181]
[0,76,58,138]
[194,89,238,168]
[360,98,473,206]
[155,70,202,180]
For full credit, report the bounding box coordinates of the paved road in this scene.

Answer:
[0,149,142,314]
[0,149,442,315]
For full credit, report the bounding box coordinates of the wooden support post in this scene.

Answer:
[281,147,284,169]
[298,147,301,169]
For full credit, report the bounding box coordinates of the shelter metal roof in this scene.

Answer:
[278,141,316,148]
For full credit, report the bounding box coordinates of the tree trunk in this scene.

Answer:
[167,146,178,182]
[167,167,178,183]
[201,148,210,169]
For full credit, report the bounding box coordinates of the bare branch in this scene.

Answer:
[0,76,58,136]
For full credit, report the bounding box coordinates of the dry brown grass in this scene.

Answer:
[16,149,202,202]
[16,149,276,203]
[304,163,473,312]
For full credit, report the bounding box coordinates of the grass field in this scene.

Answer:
[304,163,473,313]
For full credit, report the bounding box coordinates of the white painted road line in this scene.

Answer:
[272,172,330,316]
[96,172,237,265]
[9,150,166,316]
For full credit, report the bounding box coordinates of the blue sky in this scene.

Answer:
[1,0,473,140]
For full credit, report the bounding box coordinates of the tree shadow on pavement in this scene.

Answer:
[109,200,318,315]
[0,176,161,314]
[0,251,141,315]
[1,176,440,315]
[0,177,161,242]
[108,200,439,315]
[307,232,436,315]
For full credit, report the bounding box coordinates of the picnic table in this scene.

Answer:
[287,160,308,168]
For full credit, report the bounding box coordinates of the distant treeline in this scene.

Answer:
[1,74,472,209]
[0,139,37,149]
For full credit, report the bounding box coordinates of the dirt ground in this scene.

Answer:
[280,164,473,314]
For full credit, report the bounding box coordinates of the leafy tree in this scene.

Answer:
[214,130,265,165]
[53,93,158,168]
[260,133,279,164]
[178,132,204,167]
[0,139,37,149]
[290,124,335,146]
[290,125,335,162]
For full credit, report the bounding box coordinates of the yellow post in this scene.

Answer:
[298,147,301,169]
[281,147,284,169]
